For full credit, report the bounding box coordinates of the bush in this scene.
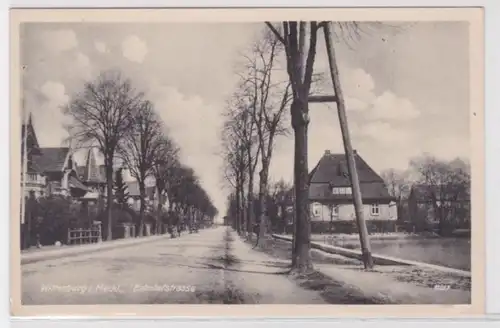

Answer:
[365,220,397,233]
[34,195,84,245]
[310,220,358,234]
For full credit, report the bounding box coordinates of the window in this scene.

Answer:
[331,205,339,216]
[370,203,380,216]
[311,203,321,217]
[331,187,352,195]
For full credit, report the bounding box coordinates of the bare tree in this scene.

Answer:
[152,135,180,235]
[64,70,143,241]
[223,93,261,239]
[237,29,293,247]
[381,169,411,201]
[264,22,319,272]
[381,168,412,225]
[119,100,165,237]
[220,120,249,235]
[409,154,471,235]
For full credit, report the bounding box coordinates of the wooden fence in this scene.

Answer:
[67,224,102,245]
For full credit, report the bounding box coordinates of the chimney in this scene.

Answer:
[324,150,331,155]
[353,149,358,155]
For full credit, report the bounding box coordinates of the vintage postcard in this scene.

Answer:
[10,8,484,317]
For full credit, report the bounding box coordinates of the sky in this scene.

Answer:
[20,21,470,218]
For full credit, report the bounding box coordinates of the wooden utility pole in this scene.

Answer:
[265,21,373,270]
[321,21,373,269]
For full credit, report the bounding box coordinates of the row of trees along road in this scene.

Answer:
[221,22,411,272]
[64,70,218,240]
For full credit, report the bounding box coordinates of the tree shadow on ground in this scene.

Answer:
[173,262,291,276]
[292,270,391,304]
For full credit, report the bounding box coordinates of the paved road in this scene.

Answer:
[22,226,326,305]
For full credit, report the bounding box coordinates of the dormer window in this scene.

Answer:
[331,186,353,195]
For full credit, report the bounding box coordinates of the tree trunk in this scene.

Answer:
[291,99,313,272]
[235,183,241,233]
[280,203,286,234]
[257,162,270,247]
[156,192,163,235]
[189,206,194,233]
[138,181,146,237]
[247,177,254,240]
[105,161,113,241]
[239,178,246,235]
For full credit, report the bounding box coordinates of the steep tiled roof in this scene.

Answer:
[75,149,107,184]
[21,114,41,156]
[307,150,393,202]
[309,150,384,185]
[34,147,70,173]
[78,149,106,183]
[27,159,44,174]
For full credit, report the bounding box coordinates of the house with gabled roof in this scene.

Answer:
[292,149,397,233]
[21,114,46,198]
[21,114,89,199]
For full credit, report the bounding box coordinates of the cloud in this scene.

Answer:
[95,41,107,53]
[339,68,420,121]
[40,81,69,103]
[341,68,376,110]
[39,29,78,54]
[75,52,90,66]
[31,81,71,146]
[370,91,420,121]
[354,121,414,148]
[146,83,225,213]
[74,52,92,80]
[345,97,371,111]
[122,35,148,63]
[422,135,470,161]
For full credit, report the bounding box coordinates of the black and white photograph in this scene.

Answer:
[12,8,483,314]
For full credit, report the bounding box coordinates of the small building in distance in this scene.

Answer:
[408,183,471,235]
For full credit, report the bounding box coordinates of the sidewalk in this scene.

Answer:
[244,233,471,304]
[315,264,470,304]
[21,234,169,265]
[226,230,327,304]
